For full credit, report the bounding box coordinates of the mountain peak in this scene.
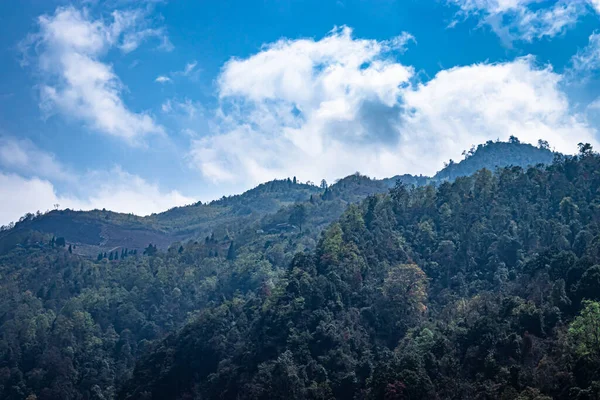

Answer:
[433,139,554,182]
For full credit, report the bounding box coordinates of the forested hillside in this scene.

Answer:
[433,138,554,182]
[0,140,554,258]
[119,145,600,400]
[0,139,572,400]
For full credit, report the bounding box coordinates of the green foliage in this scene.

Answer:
[569,300,600,358]
[117,148,600,400]
[0,140,593,400]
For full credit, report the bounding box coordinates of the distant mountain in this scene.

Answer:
[0,140,556,257]
[433,139,554,182]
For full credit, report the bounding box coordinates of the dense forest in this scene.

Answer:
[3,140,595,400]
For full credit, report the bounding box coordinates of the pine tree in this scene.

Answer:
[68,244,72,254]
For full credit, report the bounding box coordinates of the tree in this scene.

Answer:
[382,263,428,315]
[569,300,600,358]
[320,179,328,189]
[109,252,113,261]
[144,244,158,256]
[576,265,600,302]
[289,204,307,232]
[538,139,550,150]
[293,176,297,185]
[578,142,593,156]
[68,244,72,254]
[509,135,520,144]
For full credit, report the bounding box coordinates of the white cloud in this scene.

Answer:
[0,174,63,226]
[155,75,172,83]
[189,27,597,187]
[589,0,600,13]
[447,0,590,43]
[73,167,195,216]
[161,98,201,118]
[161,99,173,113]
[0,168,194,226]
[23,6,165,143]
[399,57,597,169]
[0,137,194,226]
[0,136,73,182]
[183,61,198,76]
[155,61,200,85]
[571,32,600,73]
[170,60,200,80]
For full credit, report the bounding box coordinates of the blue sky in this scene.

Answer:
[1,0,600,225]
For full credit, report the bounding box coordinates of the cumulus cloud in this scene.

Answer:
[400,57,596,169]
[447,0,595,43]
[22,6,165,143]
[189,27,597,187]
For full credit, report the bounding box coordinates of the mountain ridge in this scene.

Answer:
[0,140,554,257]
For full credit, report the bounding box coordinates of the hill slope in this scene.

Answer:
[120,149,600,400]
[0,139,573,400]
[0,140,555,258]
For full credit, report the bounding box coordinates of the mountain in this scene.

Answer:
[0,139,565,400]
[0,179,322,257]
[120,148,600,400]
[433,139,554,182]
[0,140,554,258]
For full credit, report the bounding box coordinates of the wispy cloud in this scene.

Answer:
[446,0,595,44]
[571,32,600,74]
[0,136,73,182]
[21,6,166,143]
[182,61,198,75]
[154,60,200,84]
